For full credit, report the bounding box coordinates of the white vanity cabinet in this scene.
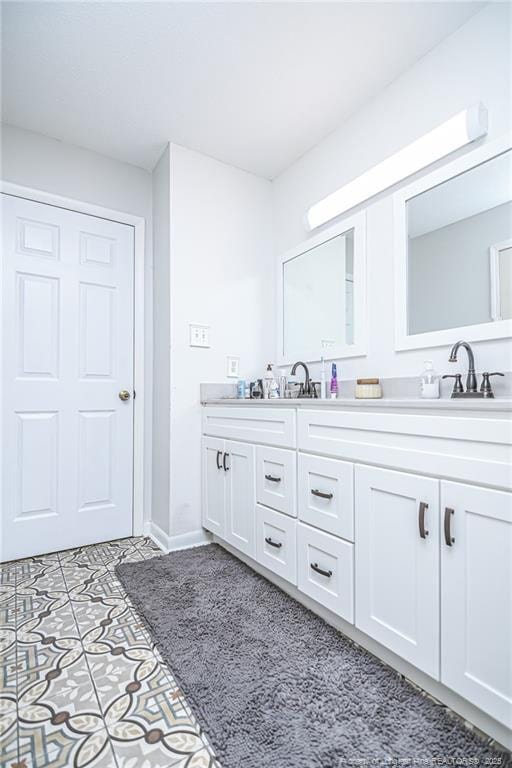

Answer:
[202,402,512,742]
[355,465,440,678]
[440,481,512,728]
[202,408,295,562]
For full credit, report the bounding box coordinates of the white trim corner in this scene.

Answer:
[143,521,212,553]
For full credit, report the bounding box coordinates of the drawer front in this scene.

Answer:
[203,406,296,448]
[255,505,297,585]
[297,522,354,622]
[297,409,512,490]
[256,446,296,517]
[298,453,353,540]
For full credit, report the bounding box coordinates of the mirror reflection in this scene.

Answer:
[283,230,354,360]
[407,150,512,335]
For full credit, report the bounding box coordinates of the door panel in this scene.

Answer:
[16,411,58,517]
[78,410,115,511]
[202,436,226,537]
[79,282,116,378]
[17,272,60,378]
[225,440,255,557]
[355,465,440,678]
[441,481,512,727]
[1,194,134,560]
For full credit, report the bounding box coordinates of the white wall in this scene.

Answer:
[151,146,171,536]
[1,123,154,527]
[272,3,512,382]
[169,144,273,538]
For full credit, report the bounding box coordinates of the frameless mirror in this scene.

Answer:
[406,150,512,336]
[278,212,366,364]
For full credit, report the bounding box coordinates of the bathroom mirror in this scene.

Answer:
[277,211,366,364]
[394,137,512,350]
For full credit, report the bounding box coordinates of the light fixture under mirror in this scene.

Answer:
[394,136,512,350]
[277,212,366,365]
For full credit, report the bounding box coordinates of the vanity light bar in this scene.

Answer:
[306,103,488,230]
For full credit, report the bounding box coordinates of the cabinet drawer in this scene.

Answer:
[256,505,297,585]
[256,446,296,517]
[203,406,296,448]
[297,522,353,622]
[298,453,353,540]
[297,408,512,490]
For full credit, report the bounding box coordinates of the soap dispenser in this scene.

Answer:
[420,361,440,399]
[264,363,279,399]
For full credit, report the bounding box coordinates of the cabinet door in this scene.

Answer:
[225,440,256,558]
[355,465,439,678]
[202,436,225,537]
[441,482,512,728]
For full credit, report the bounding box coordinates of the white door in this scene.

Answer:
[202,436,226,537]
[1,195,135,561]
[225,440,255,558]
[355,465,439,678]
[441,481,512,728]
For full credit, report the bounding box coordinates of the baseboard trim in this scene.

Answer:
[213,535,512,752]
[143,521,170,552]
[143,522,212,553]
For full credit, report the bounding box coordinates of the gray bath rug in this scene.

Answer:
[116,543,510,768]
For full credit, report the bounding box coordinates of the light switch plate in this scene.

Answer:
[227,356,240,378]
[189,324,210,348]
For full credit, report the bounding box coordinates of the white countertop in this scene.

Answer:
[202,397,512,412]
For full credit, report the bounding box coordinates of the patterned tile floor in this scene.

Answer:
[0,537,219,768]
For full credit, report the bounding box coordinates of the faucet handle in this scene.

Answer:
[480,372,504,398]
[442,373,464,395]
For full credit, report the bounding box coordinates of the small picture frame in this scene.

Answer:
[226,356,240,378]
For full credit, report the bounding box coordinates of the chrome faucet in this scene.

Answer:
[448,340,478,393]
[290,361,315,398]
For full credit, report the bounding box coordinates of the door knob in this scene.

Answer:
[118,390,131,401]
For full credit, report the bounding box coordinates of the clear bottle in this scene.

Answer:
[264,363,280,399]
[420,360,440,399]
